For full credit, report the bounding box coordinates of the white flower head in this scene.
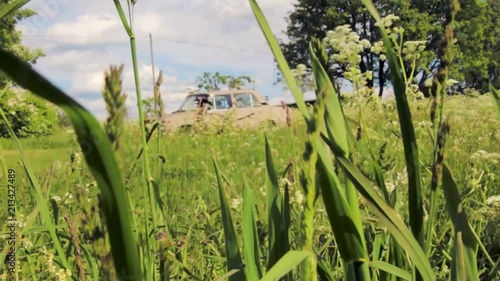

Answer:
[485,195,500,206]
[230,198,242,209]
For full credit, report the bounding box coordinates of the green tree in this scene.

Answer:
[0,0,45,86]
[451,0,500,92]
[280,0,499,95]
[195,72,254,91]
[0,1,51,138]
[281,0,441,94]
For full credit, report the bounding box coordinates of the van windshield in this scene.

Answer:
[178,94,213,111]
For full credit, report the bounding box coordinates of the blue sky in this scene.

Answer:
[16,0,321,120]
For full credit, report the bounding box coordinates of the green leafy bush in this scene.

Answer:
[0,89,58,138]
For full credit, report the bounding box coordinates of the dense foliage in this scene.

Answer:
[0,89,58,137]
[281,0,500,93]
[0,0,44,87]
[195,71,255,91]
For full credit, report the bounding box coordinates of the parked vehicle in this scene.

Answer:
[163,89,288,132]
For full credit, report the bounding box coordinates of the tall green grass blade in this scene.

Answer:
[315,152,371,278]
[0,0,30,19]
[112,0,132,36]
[321,134,435,281]
[0,47,142,279]
[316,256,337,281]
[441,165,479,281]
[309,40,349,156]
[346,128,391,203]
[368,261,412,280]
[213,159,245,281]
[124,122,159,184]
[243,177,263,280]
[309,40,368,253]
[112,5,160,278]
[489,84,500,119]
[260,251,309,281]
[265,135,289,270]
[248,0,310,121]
[488,258,500,280]
[362,3,425,278]
[216,269,242,281]
[309,41,371,280]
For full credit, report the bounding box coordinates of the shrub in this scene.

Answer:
[0,89,58,138]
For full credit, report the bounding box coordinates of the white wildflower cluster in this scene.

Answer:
[70,151,83,171]
[15,214,26,228]
[375,14,400,28]
[470,150,500,165]
[371,41,386,61]
[406,84,425,100]
[230,198,242,209]
[402,41,426,61]
[292,64,309,76]
[21,238,33,251]
[55,268,72,281]
[382,99,397,112]
[5,94,26,116]
[485,195,500,206]
[323,24,371,65]
[417,121,433,128]
[40,246,56,273]
[258,185,266,197]
[292,64,315,91]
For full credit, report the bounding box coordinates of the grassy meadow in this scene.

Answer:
[1,0,500,280]
[0,93,499,280]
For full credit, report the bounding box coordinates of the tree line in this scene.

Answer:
[279,0,500,95]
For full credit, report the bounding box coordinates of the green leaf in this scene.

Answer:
[213,159,245,281]
[489,84,500,119]
[316,256,337,281]
[368,261,412,280]
[112,0,132,36]
[309,40,349,157]
[442,165,479,281]
[321,134,436,281]
[243,177,263,280]
[315,151,371,272]
[363,0,425,261]
[308,40,371,280]
[260,251,309,281]
[0,0,30,19]
[265,135,289,270]
[248,0,311,121]
[0,47,142,279]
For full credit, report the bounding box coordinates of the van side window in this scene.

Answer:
[214,95,232,110]
[234,93,253,108]
[252,94,262,107]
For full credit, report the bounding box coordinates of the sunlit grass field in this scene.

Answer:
[1,94,498,280]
